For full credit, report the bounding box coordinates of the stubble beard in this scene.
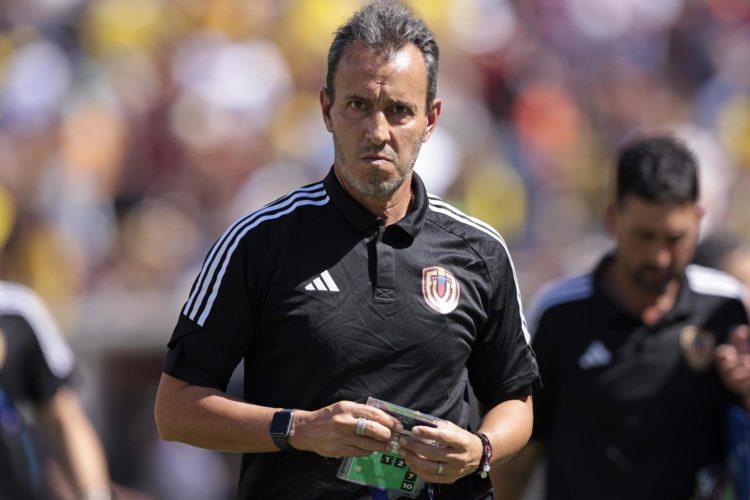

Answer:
[332,130,425,201]
[631,264,680,295]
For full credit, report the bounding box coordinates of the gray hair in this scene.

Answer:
[326,1,439,111]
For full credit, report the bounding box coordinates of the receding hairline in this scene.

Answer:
[327,41,432,107]
[325,1,440,110]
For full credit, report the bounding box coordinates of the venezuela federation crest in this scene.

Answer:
[680,325,715,371]
[422,266,460,314]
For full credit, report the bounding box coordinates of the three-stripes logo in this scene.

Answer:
[304,270,339,292]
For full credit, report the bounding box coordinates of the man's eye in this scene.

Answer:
[392,105,408,114]
[350,100,365,110]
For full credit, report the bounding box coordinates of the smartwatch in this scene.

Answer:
[270,409,296,451]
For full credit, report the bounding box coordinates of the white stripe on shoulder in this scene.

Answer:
[686,264,746,301]
[184,183,325,318]
[0,282,74,378]
[428,195,502,241]
[185,183,329,326]
[526,274,594,337]
[427,195,530,344]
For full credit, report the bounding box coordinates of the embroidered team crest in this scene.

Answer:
[422,266,460,314]
[680,325,715,371]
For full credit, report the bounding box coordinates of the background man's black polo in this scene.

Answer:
[530,255,749,500]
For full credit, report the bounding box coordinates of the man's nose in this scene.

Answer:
[365,111,390,145]
[654,246,673,268]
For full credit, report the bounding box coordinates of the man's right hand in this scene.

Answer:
[716,325,750,409]
[288,401,403,457]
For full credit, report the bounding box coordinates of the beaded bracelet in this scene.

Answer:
[473,431,493,478]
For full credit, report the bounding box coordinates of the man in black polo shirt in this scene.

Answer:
[154,2,539,499]
[492,136,750,500]
[0,280,112,499]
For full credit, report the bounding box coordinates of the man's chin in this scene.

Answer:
[360,176,408,199]
[633,273,674,294]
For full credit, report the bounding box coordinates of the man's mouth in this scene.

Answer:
[361,155,393,163]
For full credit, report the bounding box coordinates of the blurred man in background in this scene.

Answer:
[492,136,750,500]
[0,208,112,499]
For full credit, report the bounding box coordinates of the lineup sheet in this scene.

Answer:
[337,398,440,498]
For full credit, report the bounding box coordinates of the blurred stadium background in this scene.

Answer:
[1,0,749,498]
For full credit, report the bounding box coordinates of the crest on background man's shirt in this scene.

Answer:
[422,266,460,314]
[680,325,716,371]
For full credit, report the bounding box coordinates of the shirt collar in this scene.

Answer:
[323,166,428,241]
[593,252,693,325]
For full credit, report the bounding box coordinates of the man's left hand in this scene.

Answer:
[395,420,483,484]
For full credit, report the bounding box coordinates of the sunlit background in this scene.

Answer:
[1,0,750,498]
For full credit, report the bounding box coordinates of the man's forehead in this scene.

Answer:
[338,42,425,78]
[620,196,695,213]
[619,198,698,230]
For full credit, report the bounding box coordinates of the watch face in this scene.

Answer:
[270,410,293,435]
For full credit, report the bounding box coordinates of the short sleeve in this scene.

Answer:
[1,284,74,404]
[163,234,257,392]
[467,248,540,407]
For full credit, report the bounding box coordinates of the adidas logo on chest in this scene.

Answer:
[304,270,339,292]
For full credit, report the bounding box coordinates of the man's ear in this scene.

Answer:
[422,98,442,143]
[695,202,705,221]
[320,87,333,133]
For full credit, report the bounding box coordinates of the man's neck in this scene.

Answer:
[605,262,681,326]
[335,170,414,226]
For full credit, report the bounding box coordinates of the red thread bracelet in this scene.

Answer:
[473,431,493,478]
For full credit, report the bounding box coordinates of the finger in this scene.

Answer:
[348,404,404,432]
[350,416,398,443]
[401,452,451,483]
[731,325,750,355]
[397,435,446,461]
[715,345,738,367]
[350,435,391,454]
[410,420,468,449]
[409,421,448,442]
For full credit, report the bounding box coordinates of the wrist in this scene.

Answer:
[270,408,297,451]
[473,431,493,478]
[287,409,308,451]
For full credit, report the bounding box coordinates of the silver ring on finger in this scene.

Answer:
[436,462,444,475]
[356,417,367,437]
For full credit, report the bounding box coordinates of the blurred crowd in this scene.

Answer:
[1,0,750,498]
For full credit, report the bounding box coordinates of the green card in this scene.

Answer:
[337,451,423,497]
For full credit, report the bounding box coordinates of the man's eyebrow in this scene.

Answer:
[385,98,417,111]
[342,92,370,102]
[340,93,418,112]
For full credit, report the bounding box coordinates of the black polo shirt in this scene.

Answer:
[0,282,75,500]
[164,168,539,499]
[529,254,749,500]
[0,282,75,411]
